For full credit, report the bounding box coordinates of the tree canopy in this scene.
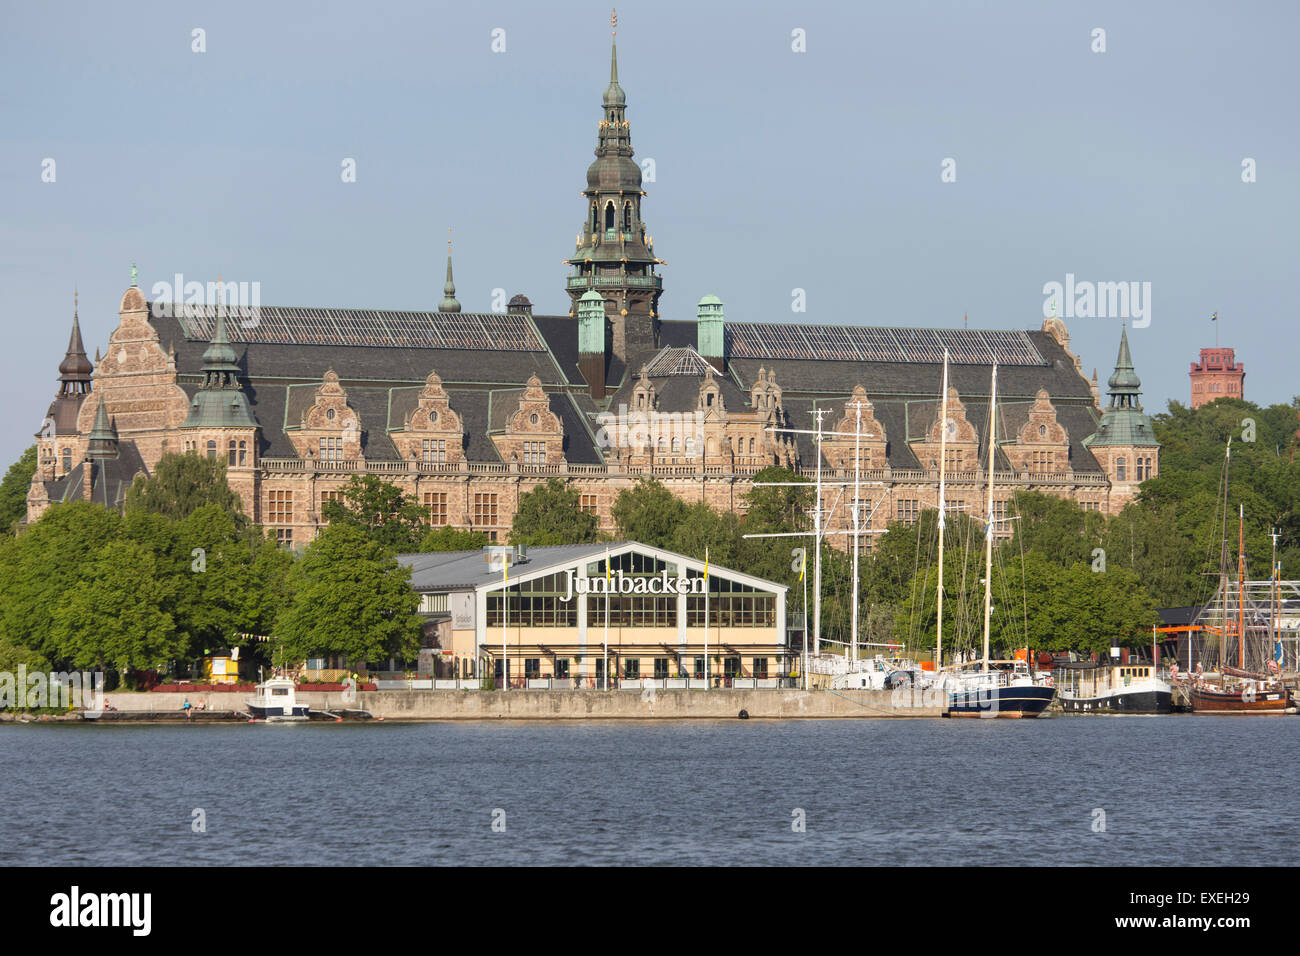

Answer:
[509,478,600,546]
[124,452,246,525]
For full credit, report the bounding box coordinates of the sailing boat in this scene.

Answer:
[1189,494,1295,714]
[938,361,1055,718]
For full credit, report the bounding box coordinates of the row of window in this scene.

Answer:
[180,439,249,466]
[1115,456,1154,482]
[496,657,771,680]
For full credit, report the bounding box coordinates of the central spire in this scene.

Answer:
[565,11,663,364]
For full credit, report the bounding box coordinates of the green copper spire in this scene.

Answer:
[438,238,462,313]
[130,262,138,287]
[1108,324,1141,391]
[181,281,258,430]
[1083,325,1158,449]
[86,398,120,460]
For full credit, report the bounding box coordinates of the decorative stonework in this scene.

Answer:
[911,386,979,472]
[1003,389,1071,475]
[823,385,888,471]
[391,370,465,463]
[493,375,565,464]
[289,369,363,461]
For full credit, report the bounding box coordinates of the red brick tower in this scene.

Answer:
[1189,347,1245,408]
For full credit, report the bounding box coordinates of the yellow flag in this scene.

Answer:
[799,549,806,582]
[704,547,709,581]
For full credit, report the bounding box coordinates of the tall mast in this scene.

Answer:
[850,401,862,662]
[981,363,998,673]
[1238,503,1246,670]
[813,408,826,656]
[936,349,950,670]
[1219,439,1232,665]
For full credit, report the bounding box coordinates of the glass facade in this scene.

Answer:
[684,570,776,627]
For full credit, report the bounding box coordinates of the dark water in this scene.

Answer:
[1,717,1296,866]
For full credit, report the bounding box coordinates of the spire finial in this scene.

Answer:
[439,234,462,313]
[130,262,138,287]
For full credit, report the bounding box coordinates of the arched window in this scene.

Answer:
[61,447,71,472]
[228,440,238,466]
[706,393,714,407]
[748,437,755,454]
[592,203,599,231]
[605,203,615,230]
[623,203,632,231]
[1038,424,1047,438]
[239,441,247,466]
[1116,457,1126,481]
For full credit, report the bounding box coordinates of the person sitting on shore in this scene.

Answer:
[182,699,193,719]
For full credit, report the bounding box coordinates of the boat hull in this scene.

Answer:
[1058,689,1172,715]
[1189,686,1293,714]
[247,704,310,722]
[946,685,1055,718]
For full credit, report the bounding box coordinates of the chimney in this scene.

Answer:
[697,294,725,371]
[577,290,608,399]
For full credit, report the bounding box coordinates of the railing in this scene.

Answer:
[257,458,1112,489]
[566,275,662,290]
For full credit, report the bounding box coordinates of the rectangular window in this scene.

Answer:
[693,656,705,680]
[422,439,446,464]
[653,657,670,679]
[524,658,540,679]
[944,449,963,472]
[580,494,598,515]
[554,659,570,679]
[622,659,640,679]
[267,489,293,524]
[522,441,546,465]
[423,492,449,526]
[473,493,498,527]
[897,499,920,525]
[753,657,769,679]
[1031,451,1054,474]
[319,437,342,461]
[275,528,293,548]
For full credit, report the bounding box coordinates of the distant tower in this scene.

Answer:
[1189,347,1244,409]
[564,15,663,363]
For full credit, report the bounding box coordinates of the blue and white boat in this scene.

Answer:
[246,677,310,722]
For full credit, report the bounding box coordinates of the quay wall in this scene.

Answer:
[96,689,941,719]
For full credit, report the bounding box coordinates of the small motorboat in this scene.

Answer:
[246,677,310,722]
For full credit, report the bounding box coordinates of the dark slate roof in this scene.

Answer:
[47,443,148,510]
[531,314,627,389]
[148,303,1101,470]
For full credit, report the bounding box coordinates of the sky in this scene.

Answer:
[2,0,1297,466]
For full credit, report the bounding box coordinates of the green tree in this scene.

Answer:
[418,526,490,552]
[509,478,600,546]
[274,524,422,667]
[0,502,122,666]
[320,474,426,551]
[52,537,183,676]
[611,477,689,548]
[0,445,37,535]
[124,452,246,525]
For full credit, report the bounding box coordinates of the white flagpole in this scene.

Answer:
[704,546,710,688]
[603,547,610,691]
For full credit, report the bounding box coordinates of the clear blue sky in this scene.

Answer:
[3,0,1297,466]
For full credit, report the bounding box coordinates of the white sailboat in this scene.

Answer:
[933,361,1055,718]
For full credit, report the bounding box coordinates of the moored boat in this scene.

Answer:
[941,660,1055,718]
[1188,678,1293,714]
[246,677,310,722]
[1055,661,1172,715]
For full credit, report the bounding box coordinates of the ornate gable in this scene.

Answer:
[392,370,465,464]
[823,384,888,471]
[494,374,565,465]
[912,386,980,472]
[289,369,363,461]
[1005,388,1071,475]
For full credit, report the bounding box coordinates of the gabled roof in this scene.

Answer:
[397,540,789,594]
